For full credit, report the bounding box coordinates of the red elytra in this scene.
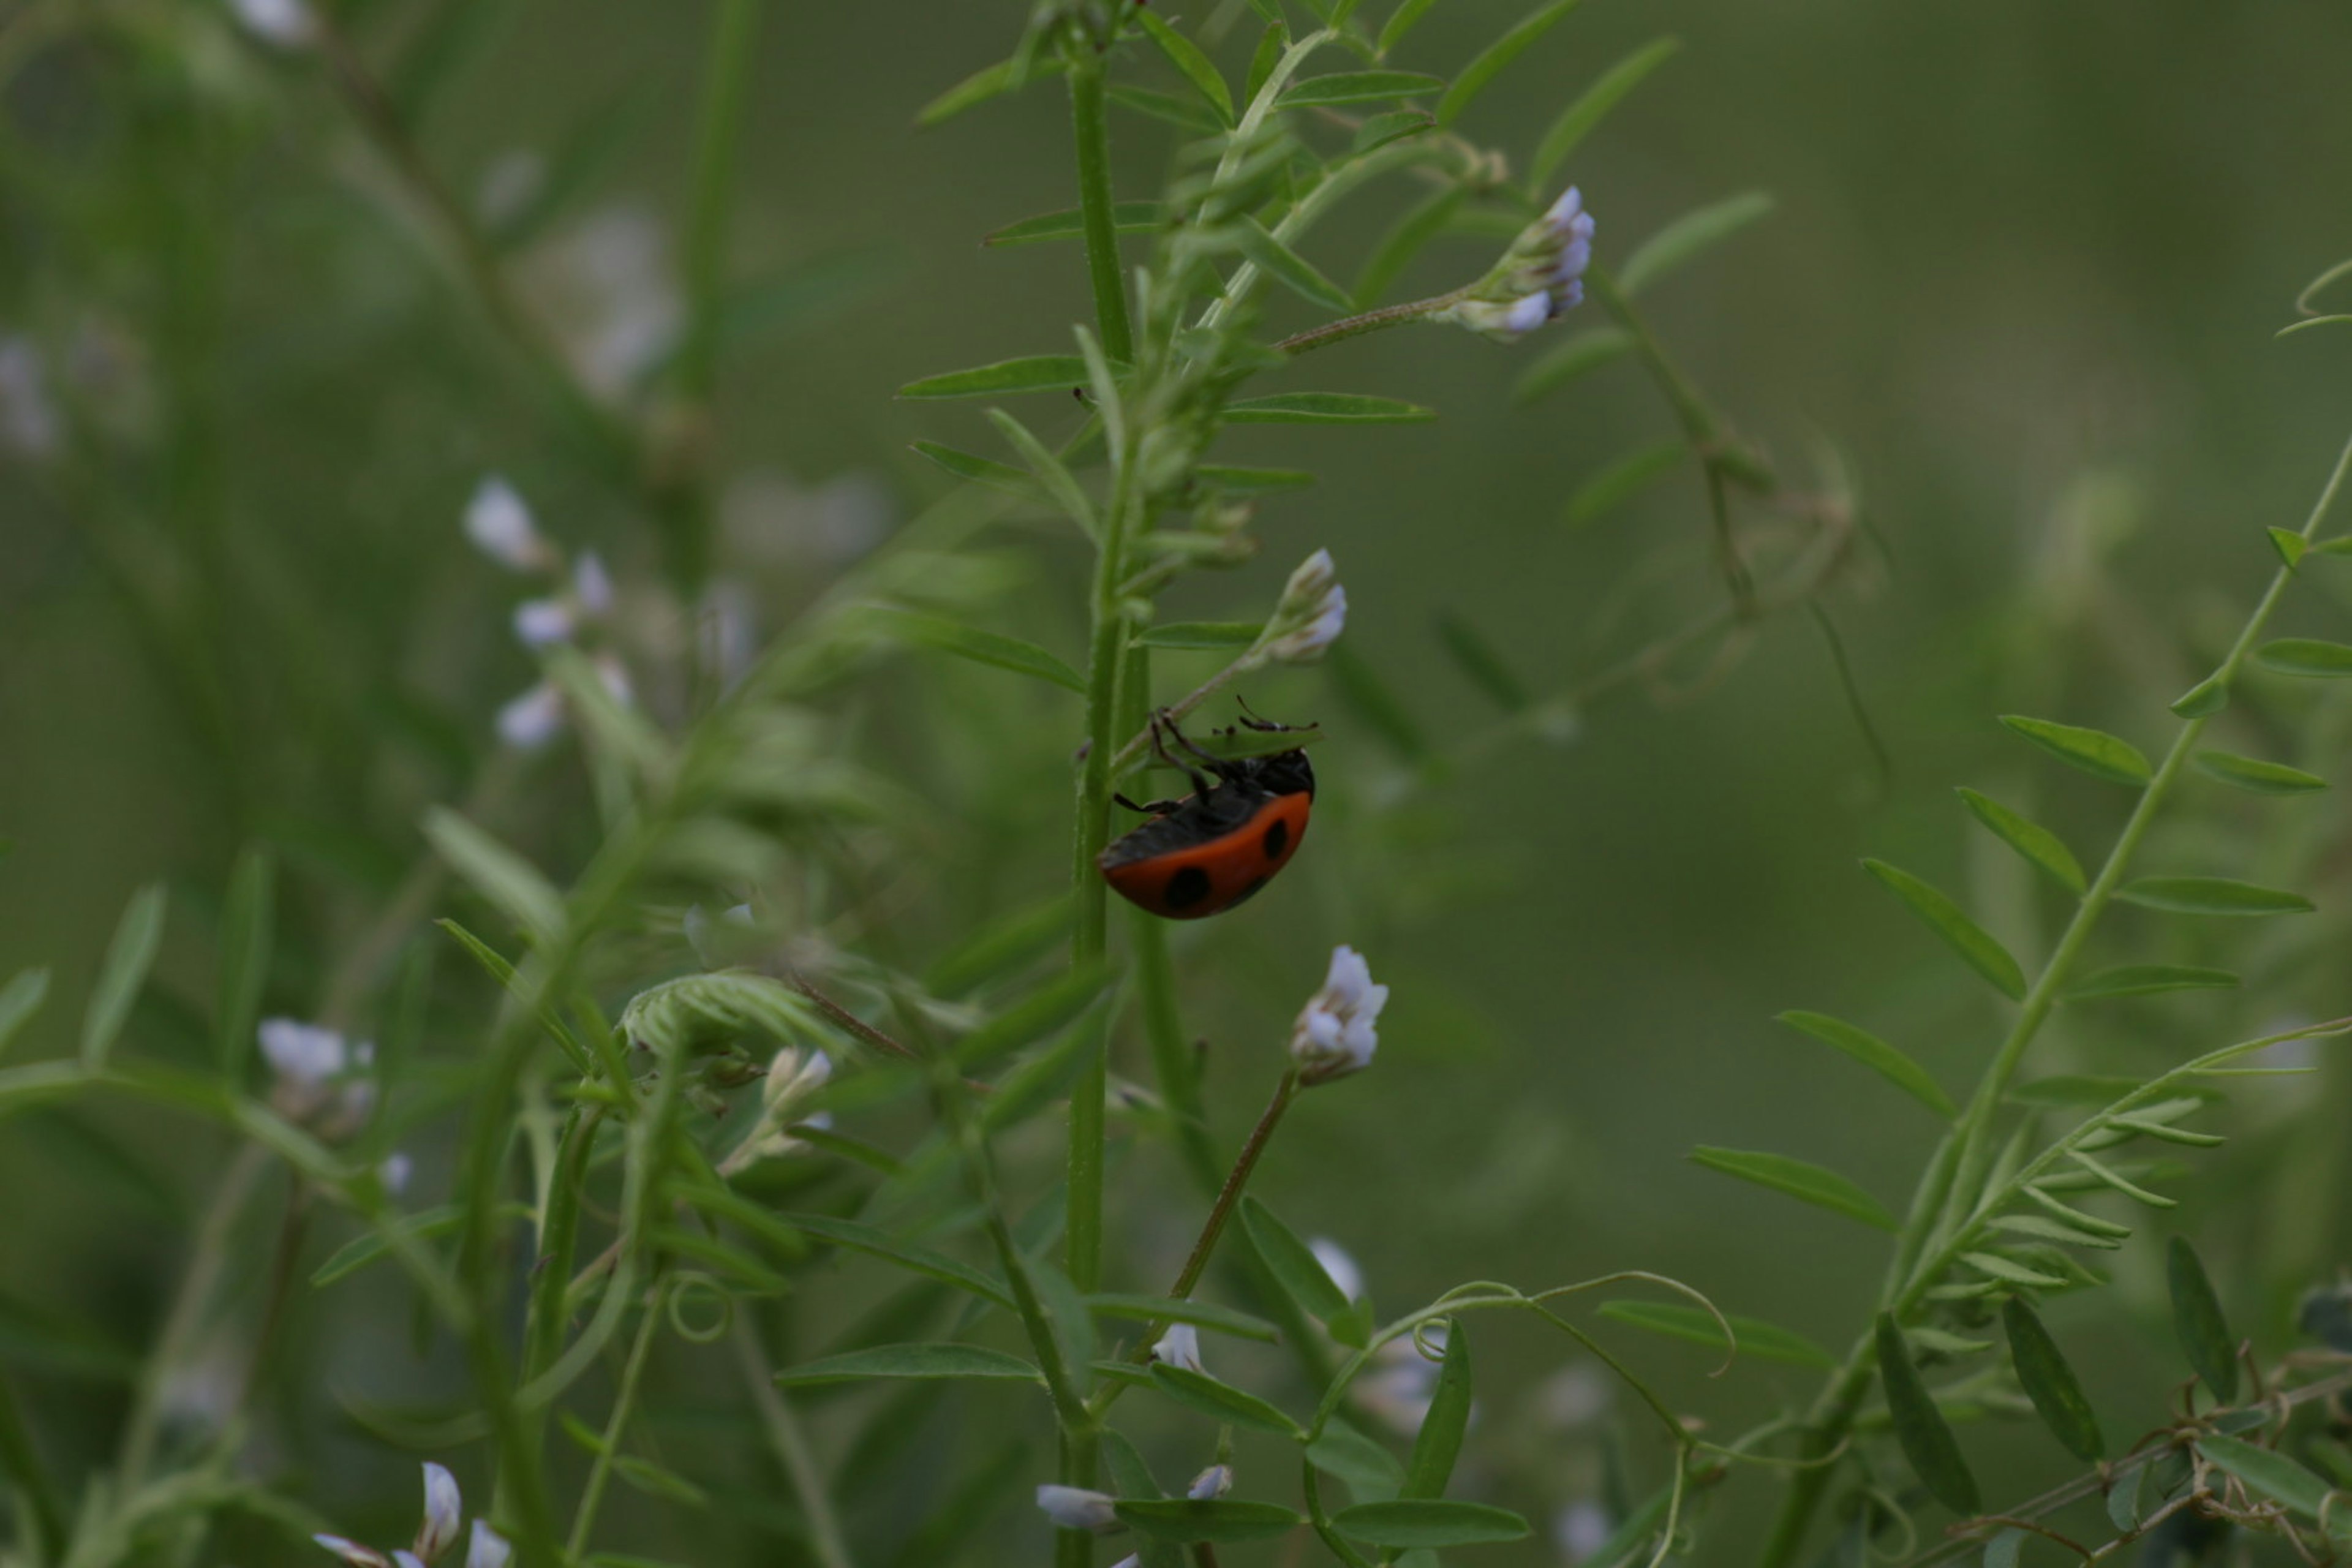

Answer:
[1098,739,1315,920]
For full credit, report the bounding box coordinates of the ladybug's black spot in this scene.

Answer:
[1164,867,1212,910]
[1261,819,1289,861]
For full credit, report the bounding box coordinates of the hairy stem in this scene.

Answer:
[1272,290,1463,355]
[1066,56,1135,366]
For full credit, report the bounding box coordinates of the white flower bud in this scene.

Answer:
[464,1522,511,1568]
[314,1537,391,1568]
[228,0,315,47]
[416,1464,461,1562]
[573,551,615,616]
[1289,946,1388,1084]
[1308,1238,1365,1303]
[1262,549,1347,663]
[1035,1485,1122,1534]
[464,477,551,573]
[259,1017,349,1088]
[1152,1322,1203,1374]
[496,682,565,750]
[511,599,574,649]
[380,1152,414,1195]
[1440,186,1596,342]
[1186,1464,1232,1501]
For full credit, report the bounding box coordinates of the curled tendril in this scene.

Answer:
[2277,257,2352,337]
[665,1271,732,1343]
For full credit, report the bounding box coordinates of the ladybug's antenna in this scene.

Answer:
[1233,695,1320,736]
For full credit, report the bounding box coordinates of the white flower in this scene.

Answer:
[1186,1464,1232,1501]
[260,1019,375,1137]
[1352,1325,1447,1437]
[393,1555,426,1568]
[1262,549,1346,663]
[1539,1362,1614,1432]
[1290,946,1389,1084]
[1310,1238,1365,1303]
[1555,1499,1615,1563]
[719,1047,836,1175]
[573,551,615,616]
[594,652,634,706]
[315,1536,391,1568]
[416,1465,461,1563]
[465,1522,511,1568]
[464,477,551,573]
[521,206,682,399]
[1108,1558,1141,1568]
[1538,186,1597,314]
[512,599,575,648]
[0,337,58,458]
[1035,1485,1121,1534]
[380,1153,414,1196]
[259,1017,350,1086]
[1440,186,1595,343]
[496,682,565,750]
[228,0,315,47]
[1152,1323,1203,1374]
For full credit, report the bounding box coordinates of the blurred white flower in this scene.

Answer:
[0,337,58,458]
[719,1046,834,1175]
[1441,186,1595,343]
[1035,1485,1121,1534]
[260,1018,375,1137]
[465,1522,511,1568]
[1290,946,1389,1084]
[315,1536,391,1568]
[1352,1324,1448,1438]
[1555,1499,1615,1563]
[380,1152,414,1196]
[1309,1238,1366,1303]
[464,477,552,573]
[573,551,615,616]
[1152,1322,1203,1374]
[1186,1464,1232,1501]
[228,0,315,47]
[1262,549,1346,664]
[522,206,681,400]
[496,682,565,751]
[698,579,759,690]
[417,1465,461,1563]
[315,1464,502,1568]
[511,599,575,648]
[1539,1362,1615,1432]
[593,652,633,706]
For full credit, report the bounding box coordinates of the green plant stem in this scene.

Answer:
[734,1321,858,1568]
[565,1274,668,1560]
[1066,56,1135,366]
[1271,290,1463,355]
[0,1369,66,1562]
[1756,423,2352,1568]
[515,1104,602,1476]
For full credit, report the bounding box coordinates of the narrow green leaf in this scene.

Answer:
[1564,440,1685,527]
[951,965,1109,1069]
[1226,393,1435,425]
[1512,325,1632,404]
[214,848,275,1081]
[923,894,1069,998]
[2168,1236,2237,1401]
[1236,219,1357,312]
[1432,611,1529,713]
[868,608,1086,695]
[1240,1197,1354,1324]
[1282,70,1444,107]
[81,883,167,1071]
[2199,1433,2335,1519]
[1134,10,1234,123]
[424,810,563,944]
[984,202,1164,248]
[1774,1011,1956,1119]
[1956,788,2086,895]
[0,970,51,1063]
[986,407,1097,539]
[1087,1295,1278,1343]
[2115,876,2314,917]
[1529,37,1681,186]
[1861,859,2027,1001]
[2002,1298,2104,1460]
[1354,186,1464,307]
[782,1212,1012,1310]
[2257,637,2352,677]
[1961,1251,2068,1289]
[1137,621,1262,651]
[1618,192,1774,296]
[909,440,1042,501]
[1596,1300,1836,1368]
[611,1455,708,1509]
[1333,1500,1531,1548]
[1905,1326,1994,1357]
[2064,1150,2176,1208]
[898,356,1090,399]
[1196,465,1317,494]
[1401,1319,1472,1499]
[775,1343,1042,1387]
[1998,715,2151,787]
[1688,1147,1896,1232]
[1874,1313,1982,1515]
[1308,1420,1404,1501]
[916,55,1064,129]
[2066,964,2239,1003]
[2011,1074,2154,1107]
[1983,1527,2026,1568]
[1148,1363,1303,1437]
[2195,750,2327,795]
[1437,0,1583,125]
[1108,83,1225,132]
[1115,1499,1304,1544]
[312,1204,459,1286]
[2018,1184,2133,1239]
[1351,110,1436,156]
[2269,527,2309,567]
[1378,0,1439,55]
[1245,18,1287,103]
[2171,673,2231,717]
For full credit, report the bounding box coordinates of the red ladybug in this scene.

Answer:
[1098,711,1316,920]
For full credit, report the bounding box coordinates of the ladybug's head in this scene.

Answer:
[1225,747,1314,799]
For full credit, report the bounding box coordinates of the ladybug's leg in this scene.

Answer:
[1161,710,1248,784]
[1234,695,1319,736]
[1114,793,1183,816]
[1150,712,1218,797]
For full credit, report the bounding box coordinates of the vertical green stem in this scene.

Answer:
[565,1275,668,1559]
[735,1320,858,1568]
[0,1370,65,1562]
[1066,56,1135,366]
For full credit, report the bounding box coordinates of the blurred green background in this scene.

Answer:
[7,0,2352,1562]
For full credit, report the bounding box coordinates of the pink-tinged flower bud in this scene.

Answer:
[1035,1485,1122,1534]
[1289,945,1389,1084]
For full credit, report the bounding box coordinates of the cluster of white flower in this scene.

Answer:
[716,1046,834,1175]
[258,1018,375,1140]
[462,476,631,750]
[1259,548,1348,665]
[1289,944,1389,1085]
[1440,186,1597,344]
[314,1463,509,1568]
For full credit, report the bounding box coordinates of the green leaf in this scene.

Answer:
[1512,325,1633,404]
[2115,876,2314,917]
[2018,1184,2133,1239]
[1331,1500,1531,1548]
[81,883,167,1071]
[1245,18,1287,102]
[1905,1326,1994,1357]
[611,1456,709,1509]
[1618,192,1774,296]
[2002,1298,2103,1460]
[1282,71,1445,107]
[1308,1421,1405,1501]
[1983,1527,2027,1568]
[898,356,1090,399]
[952,966,1109,1069]
[1774,1011,1955,1119]
[2171,673,2231,717]
[985,407,1097,539]
[782,1212,1012,1310]
[2198,1433,2335,1520]
[312,1204,465,1286]
[1087,1294,1278,1343]
[2195,750,2327,795]
[1115,1499,1304,1544]
[0,969,51,1063]
[1529,37,1681,186]
[1688,1147,1896,1231]
[2269,526,2309,567]
[1986,1213,2121,1250]
[2167,1236,2237,1401]
[1596,1300,1835,1368]
[1354,186,1465,307]
[1351,109,1437,156]
[2063,1150,2177,1208]
[1148,1363,1303,1437]
[2066,964,2239,1003]
[1401,1319,1472,1499]
[424,810,562,945]
[1226,393,1435,425]
[1999,714,2152,786]
[916,55,1063,129]
[2256,637,2352,677]
[214,848,275,1082]
[1240,1197,1354,1324]
[1564,440,1684,527]
[1137,621,1262,651]
[923,894,1069,998]
[1956,788,2085,895]
[1861,859,2027,1001]
[1378,0,1439,55]
[1107,83,1225,132]
[1437,0,1583,125]
[984,202,1164,248]
[774,1343,1042,1387]
[1134,10,1234,123]
[1196,465,1317,494]
[1874,1313,1982,1515]
[1236,219,1357,312]
[1961,1250,2068,1289]
[867,608,1085,695]
[1432,610,1529,712]
[909,440,1042,502]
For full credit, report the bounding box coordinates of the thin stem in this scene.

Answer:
[1066,56,1135,366]
[515,1104,602,1477]
[1272,290,1463,355]
[565,1275,668,1560]
[735,1321,858,1568]
[0,1370,66,1562]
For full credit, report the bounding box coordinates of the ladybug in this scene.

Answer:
[1098,710,1316,920]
